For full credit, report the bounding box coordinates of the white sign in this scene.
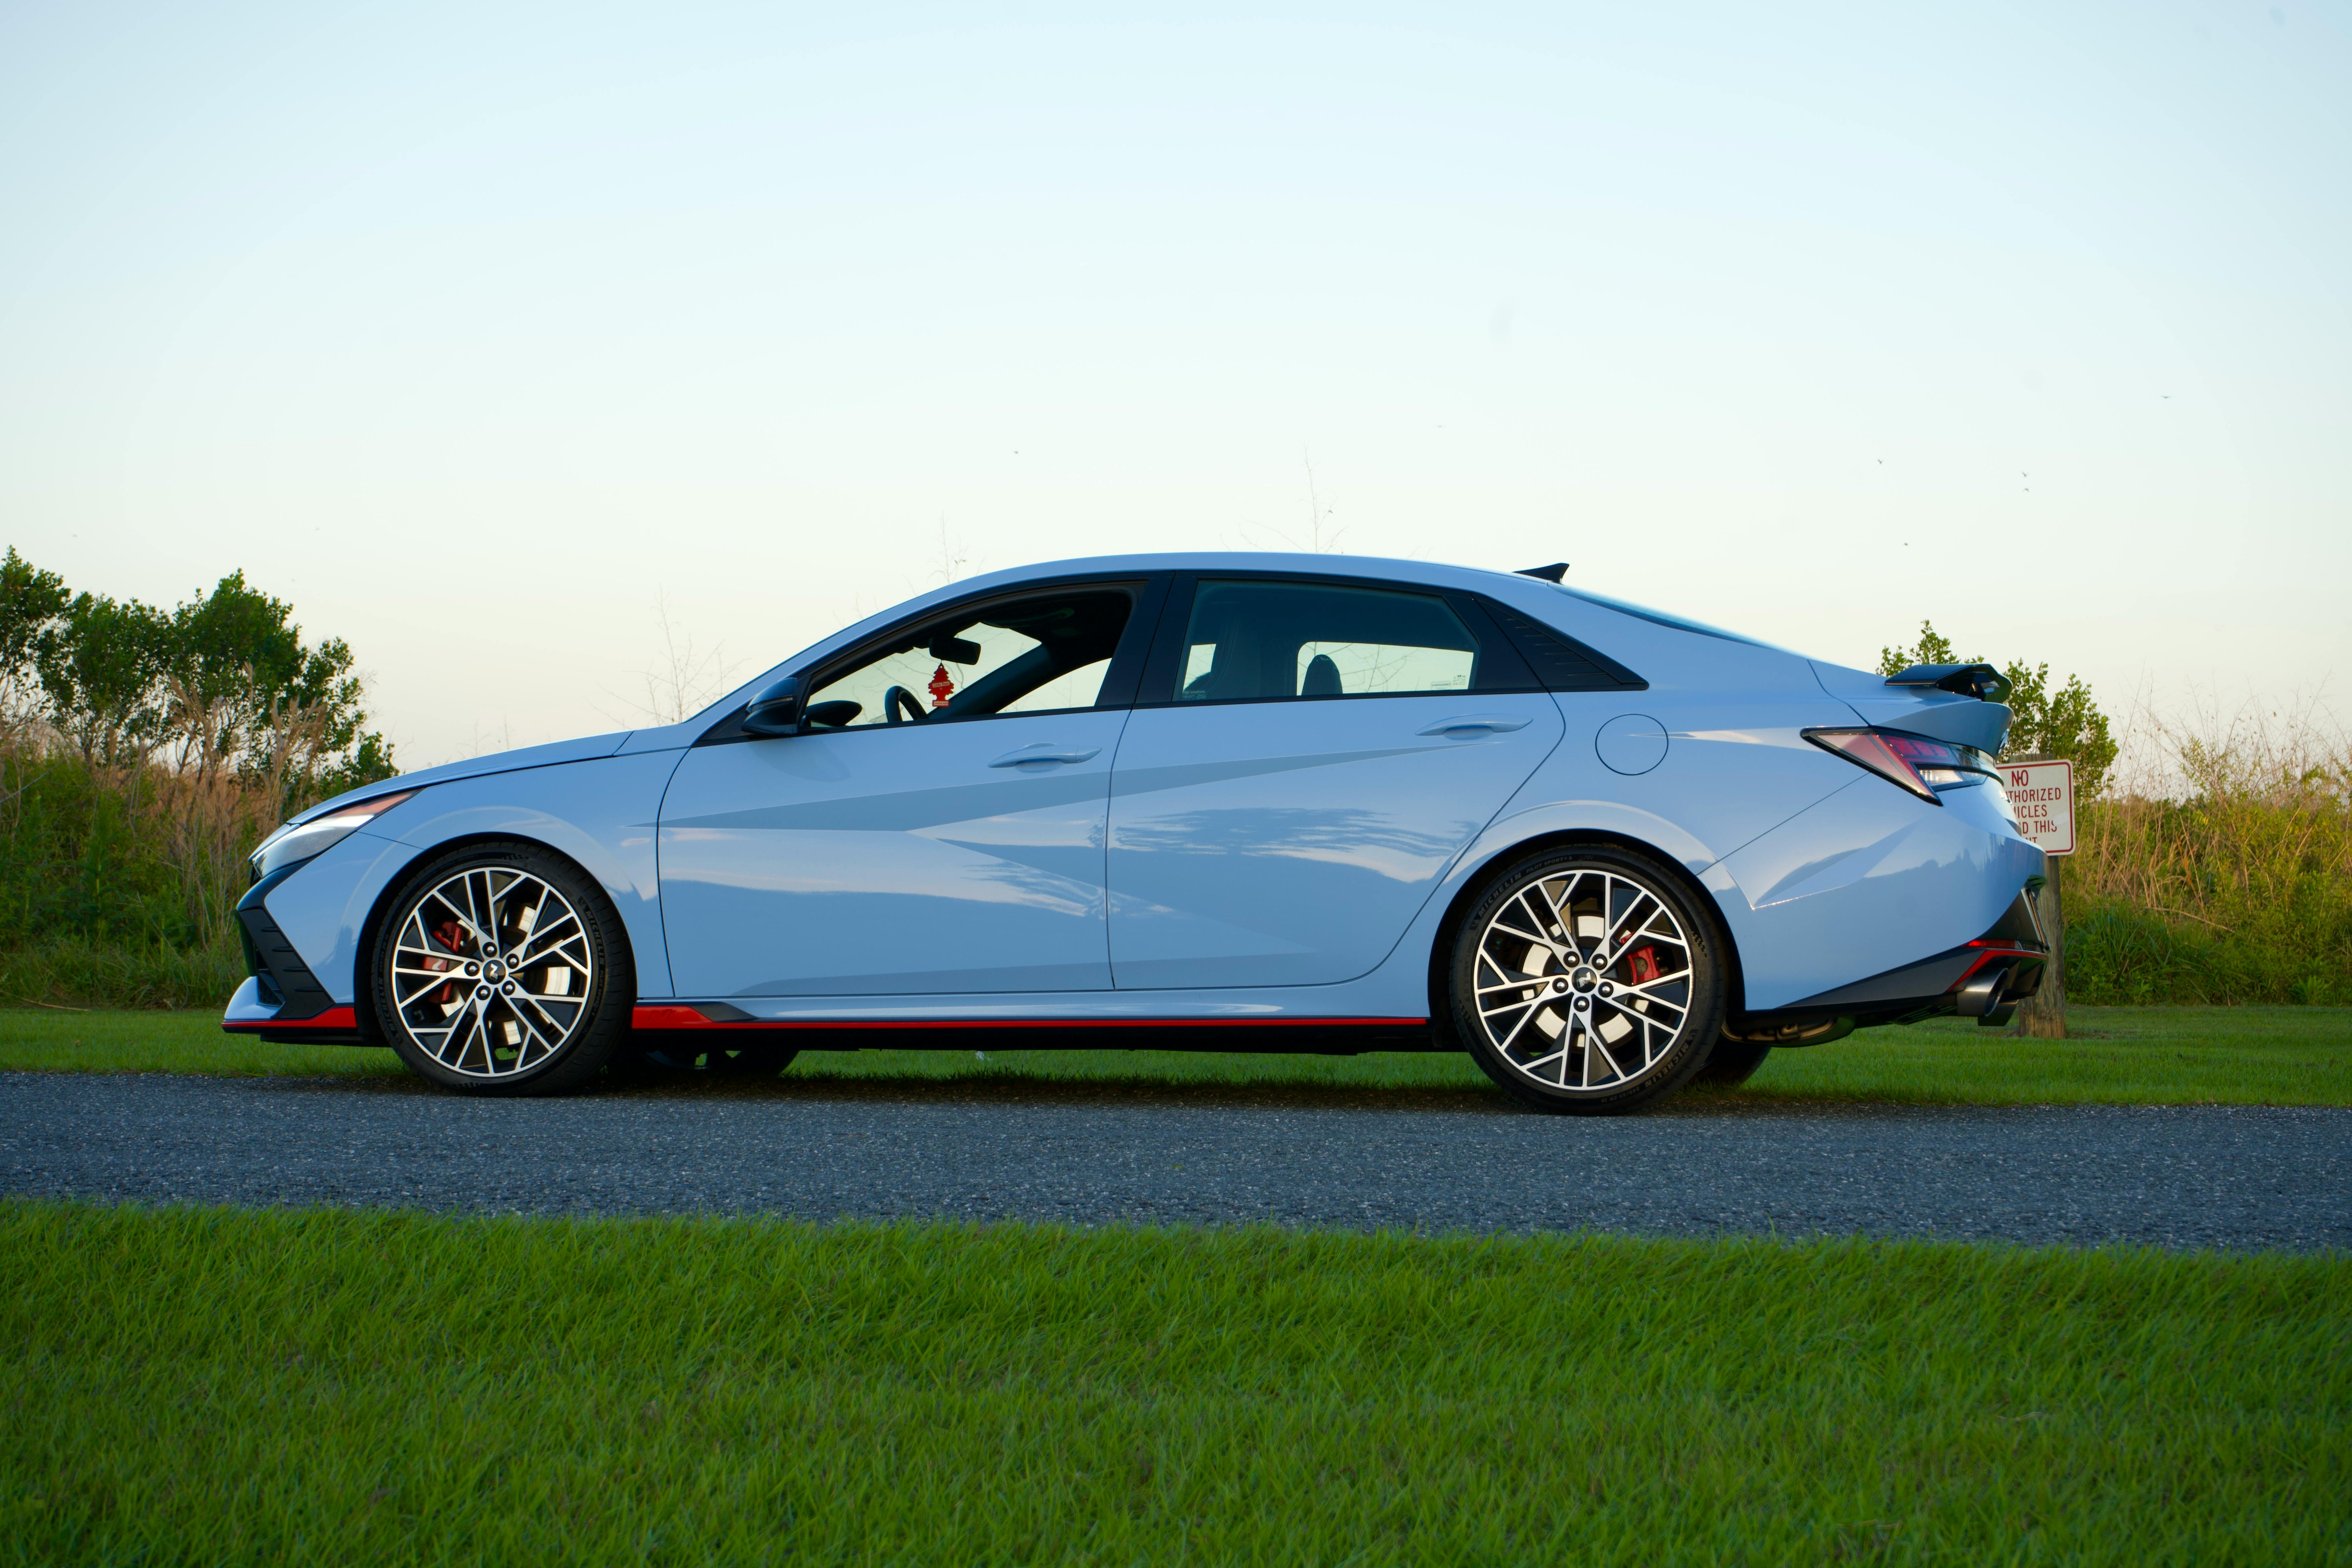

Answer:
[2004,759,2075,856]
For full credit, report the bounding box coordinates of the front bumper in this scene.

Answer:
[220,862,371,1045]
[220,975,366,1044]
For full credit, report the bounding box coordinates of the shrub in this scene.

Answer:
[2063,709,2351,1004]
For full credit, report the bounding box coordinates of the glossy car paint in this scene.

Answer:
[233,550,2045,1042]
[659,710,1130,995]
[1717,770,2039,1008]
[253,752,684,1008]
[1106,693,1562,988]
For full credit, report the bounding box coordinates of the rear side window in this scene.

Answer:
[1173,580,1520,702]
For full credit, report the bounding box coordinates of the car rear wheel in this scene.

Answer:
[1450,844,1727,1115]
[371,842,632,1096]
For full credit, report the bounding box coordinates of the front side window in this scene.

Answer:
[1174,580,1490,702]
[804,588,1133,730]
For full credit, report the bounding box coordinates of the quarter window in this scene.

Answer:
[1174,581,1491,702]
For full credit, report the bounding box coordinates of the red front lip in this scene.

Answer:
[223,1005,357,1032]
[633,1005,1425,1032]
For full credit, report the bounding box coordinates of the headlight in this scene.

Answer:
[251,789,419,880]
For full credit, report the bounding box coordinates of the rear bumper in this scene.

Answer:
[1726,887,2049,1042]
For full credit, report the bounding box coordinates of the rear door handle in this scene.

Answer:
[1417,715,1532,737]
[988,744,1102,768]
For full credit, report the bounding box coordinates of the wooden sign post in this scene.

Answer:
[2003,756,2076,1039]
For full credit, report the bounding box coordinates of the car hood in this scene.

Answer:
[287,731,635,826]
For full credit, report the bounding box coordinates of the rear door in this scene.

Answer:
[1106,575,1563,989]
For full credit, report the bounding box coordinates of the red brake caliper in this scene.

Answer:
[1625,944,1662,986]
[424,919,466,1006]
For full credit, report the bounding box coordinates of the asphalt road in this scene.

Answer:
[3,1071,2347,1251]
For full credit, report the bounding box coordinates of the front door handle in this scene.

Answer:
[1418,715,1533,737]
[988,744,1102,769]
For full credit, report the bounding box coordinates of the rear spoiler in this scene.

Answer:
[1884,662,2012,704]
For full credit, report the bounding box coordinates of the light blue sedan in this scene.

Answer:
[225,553,2047,1113]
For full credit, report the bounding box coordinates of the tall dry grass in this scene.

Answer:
[2064,703,2352,1004]
[0,733,324,1009]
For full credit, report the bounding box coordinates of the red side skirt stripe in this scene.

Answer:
[632,1005,1426,1032]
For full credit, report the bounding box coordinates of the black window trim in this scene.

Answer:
[1473,595,1649,692]
[696,572,1170,746]
[1133,570,1550,709]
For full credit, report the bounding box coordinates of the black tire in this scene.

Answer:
[635,1040,800,1078]
[1692,1036,1773,1088]
[1449,843,1727,1115]
[369,840,634,1096]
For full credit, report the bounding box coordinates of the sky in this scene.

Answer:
[3,0,2346,767]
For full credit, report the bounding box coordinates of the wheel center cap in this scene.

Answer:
[484,961,505,983]
[1570,967,1599,992]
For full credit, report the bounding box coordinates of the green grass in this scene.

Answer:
[3,1201,2344,1565]
[4,1004,2347,1106]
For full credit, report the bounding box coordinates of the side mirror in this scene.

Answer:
[740,676,804,737]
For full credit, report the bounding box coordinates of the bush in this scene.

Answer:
[0,547,397,1008]
[2063,710,2351,1005]
[0,938,245,1011]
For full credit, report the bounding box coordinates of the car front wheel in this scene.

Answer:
[370,842,633,1095]
[1449,845,1727,1115]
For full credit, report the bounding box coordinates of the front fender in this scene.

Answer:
[262,750,688,1007]
[383,751,686,995]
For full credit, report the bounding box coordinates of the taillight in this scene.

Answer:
[1803,728,1992,804]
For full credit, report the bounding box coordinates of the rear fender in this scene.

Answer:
[1715,775,2043,1009]
[1376,799,1750,1025]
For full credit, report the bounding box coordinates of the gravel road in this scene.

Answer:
[4,1071,2346,1251]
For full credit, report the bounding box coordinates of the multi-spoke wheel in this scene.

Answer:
[1449,845,1725,1114]
[371,842,631,1095]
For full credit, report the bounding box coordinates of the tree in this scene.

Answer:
[8,554,397,806]
[0,548,68,739]
[155,572,393,808]
[1877,621,2116,797]
[34,592,171,766]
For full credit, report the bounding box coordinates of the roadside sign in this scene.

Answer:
[2005,758,2075,856]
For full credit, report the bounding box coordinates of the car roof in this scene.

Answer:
[939,550,1530,595]
[619,550,1808,751]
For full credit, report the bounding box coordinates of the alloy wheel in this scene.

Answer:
[386,865,595,1079]
[1471,865,1695,1094]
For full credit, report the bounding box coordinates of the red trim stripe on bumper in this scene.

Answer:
[223,1006,358,1033]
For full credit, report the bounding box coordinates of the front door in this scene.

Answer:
[659,583,1146,997]
[1107,576,1563,990]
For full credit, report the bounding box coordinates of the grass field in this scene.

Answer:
[3,1200,2345,1565]
[4,1004,2347,1105]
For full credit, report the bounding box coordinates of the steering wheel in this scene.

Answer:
[882,685,929,725]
